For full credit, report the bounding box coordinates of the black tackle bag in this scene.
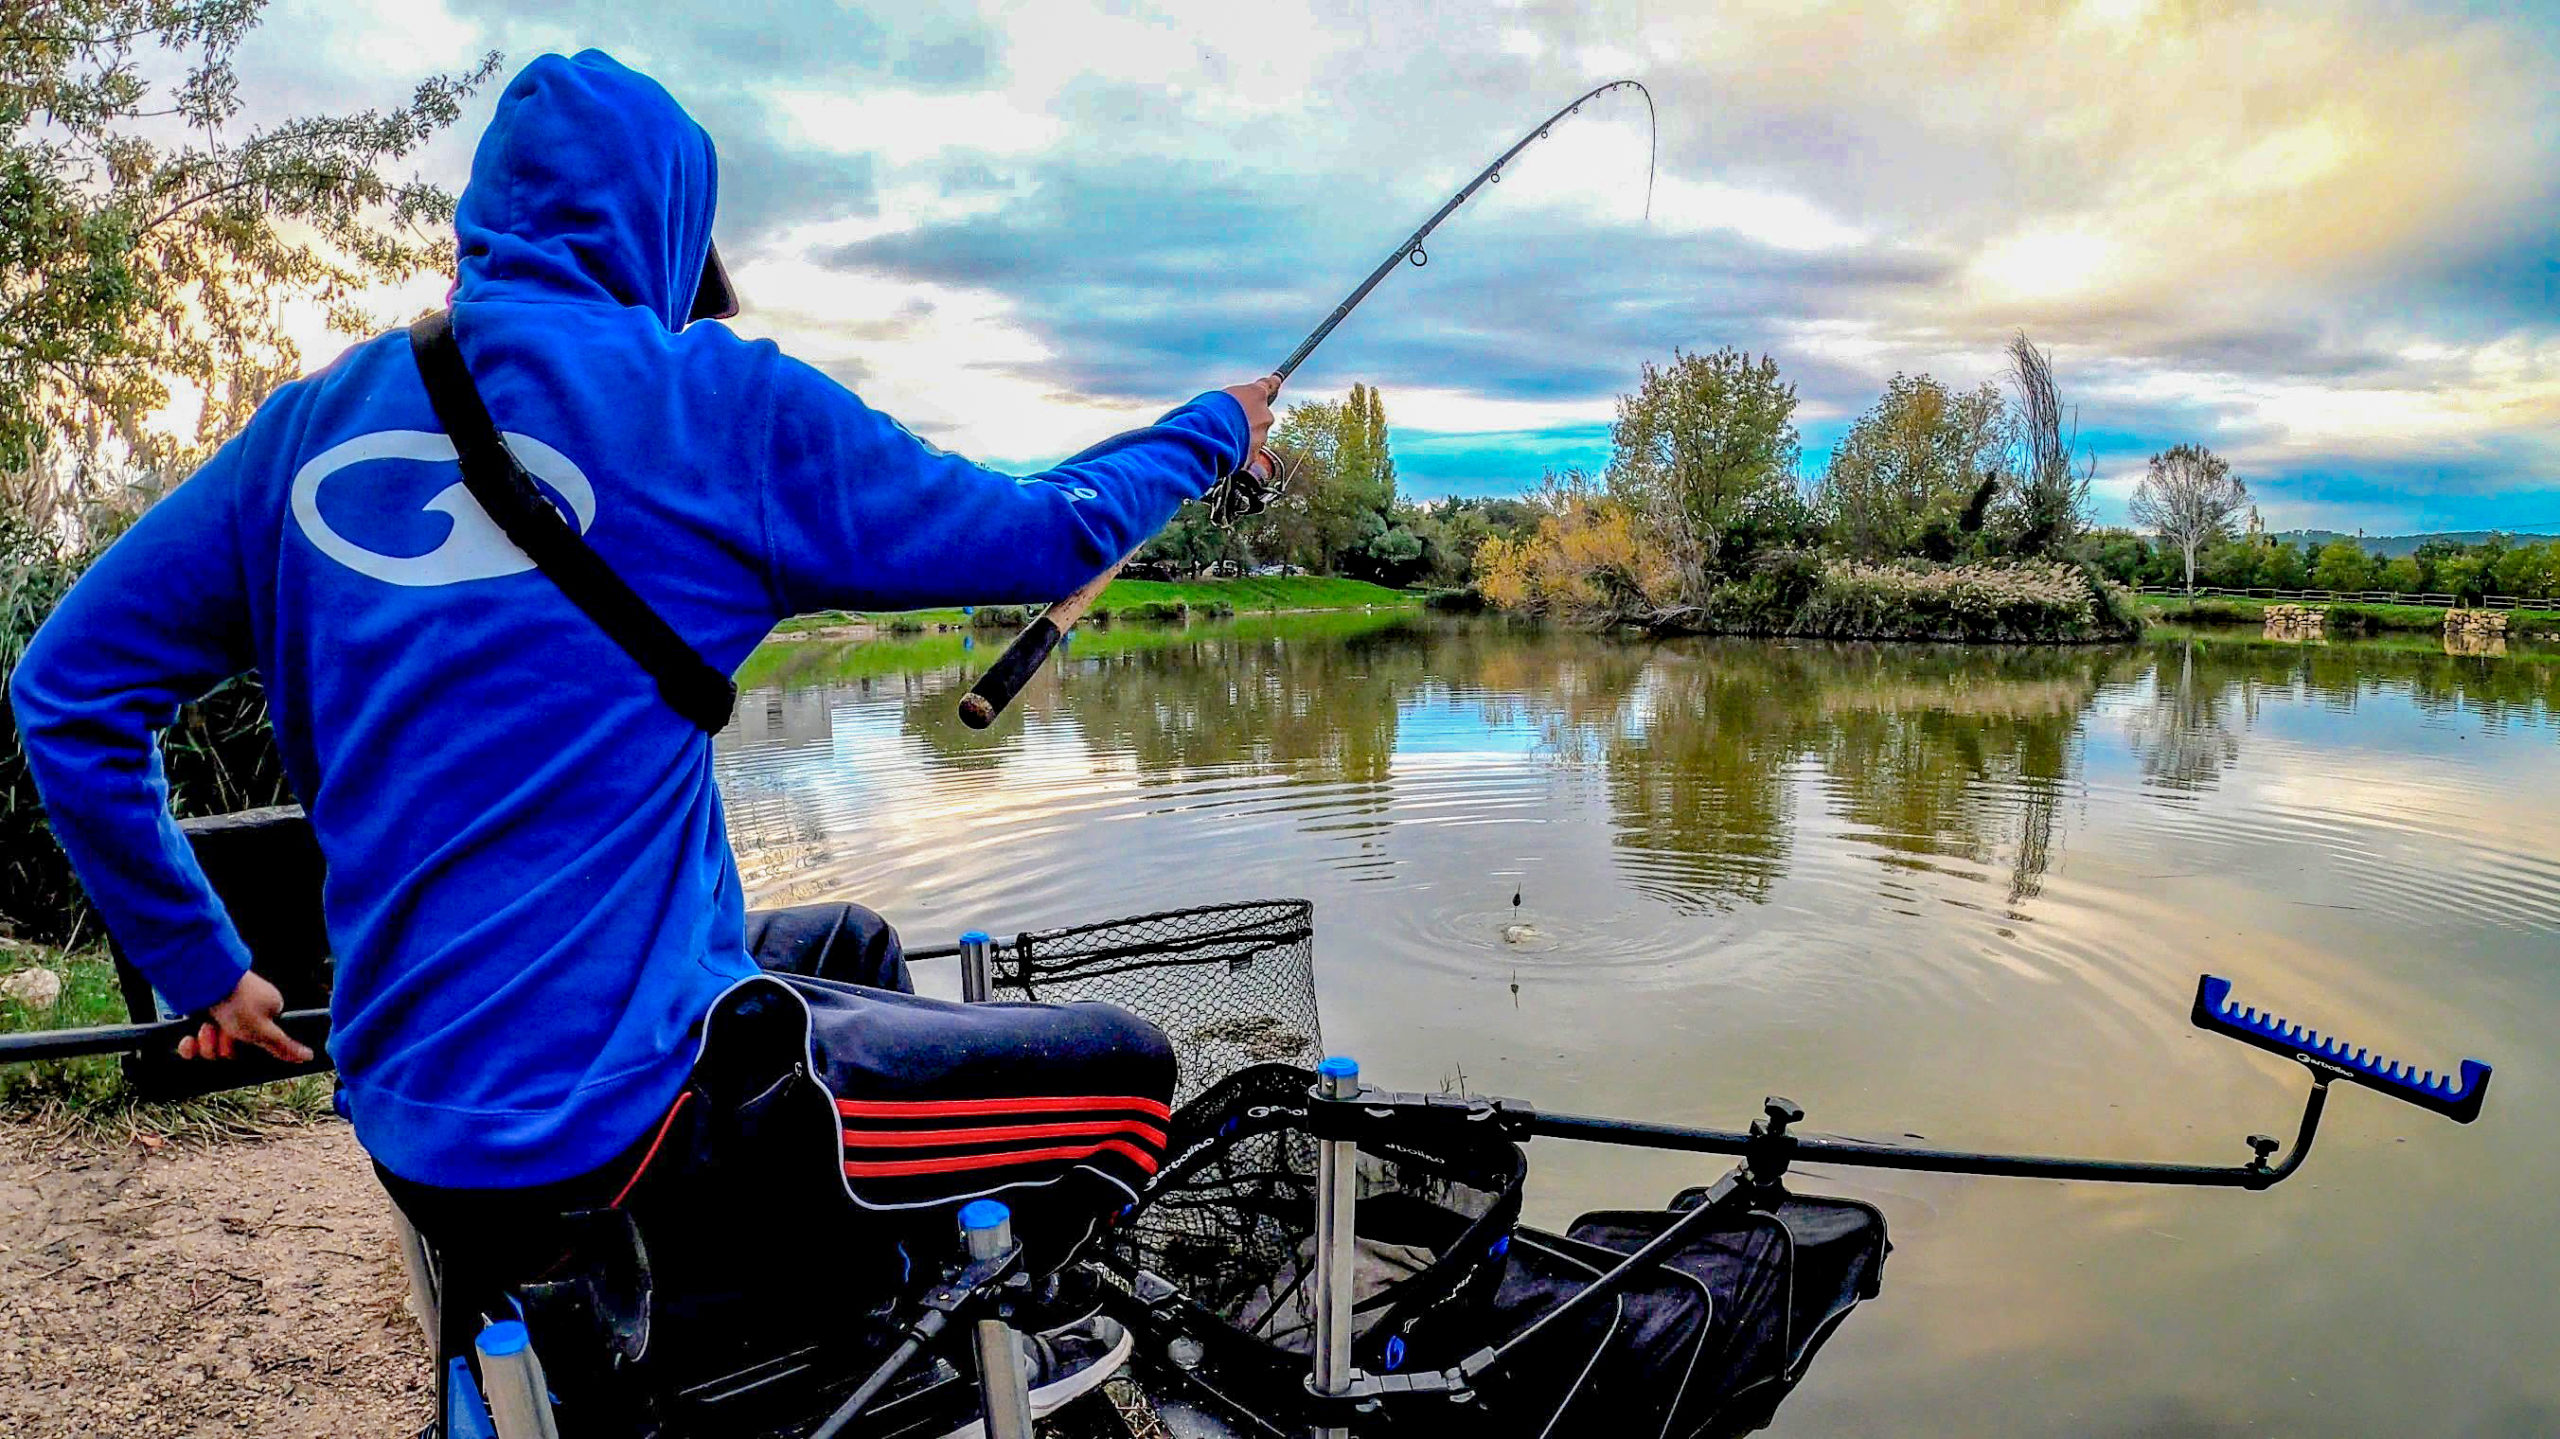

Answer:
[1098,1063,1886,1439]
[1439,1194,1889,1439]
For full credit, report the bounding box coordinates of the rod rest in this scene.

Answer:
[2192,975,2492,1124]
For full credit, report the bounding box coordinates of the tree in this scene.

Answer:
[1821,373,2010,561]
[1263,383,1403,574]
[1999,332,2091,556]
[2378,555,2425,593]
[2260,539,2309,591]
[2492,541,2559,600]
[2431,547,2489,602]
[1474,468,1680,624]
[1605,347,1801,587]
[3,6,495,942]
[1133,498,1227,576]
[2197,537,2260,589]
[2083,528,2154,587]
[1,3,498,533]
[2310,538,2374,592]
[2127,443,2245,593]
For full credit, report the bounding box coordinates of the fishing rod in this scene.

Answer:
[956,79,1658,729]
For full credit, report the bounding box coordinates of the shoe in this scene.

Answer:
[925,1316,1134,1439]
[1022,1264,1104,1334]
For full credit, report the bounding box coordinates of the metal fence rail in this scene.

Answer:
[2128,585,2550,611]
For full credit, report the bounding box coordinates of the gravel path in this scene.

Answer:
[0,1119,430,1438]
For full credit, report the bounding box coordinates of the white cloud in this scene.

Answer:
[198,0,2560,521]
[765,89,1062,165]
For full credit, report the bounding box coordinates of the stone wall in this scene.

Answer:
[2445,608,2508,656]
[2264,603,2326,642]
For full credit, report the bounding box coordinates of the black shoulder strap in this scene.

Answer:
[407,310,735,733]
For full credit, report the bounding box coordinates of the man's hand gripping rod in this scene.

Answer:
[957,79,1655,729]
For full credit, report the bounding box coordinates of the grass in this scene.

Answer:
[739,604,1420,690]
[1096,575,1415,612]
[768,575,1418,638]
[2132,593,2560,635]
[0,938,333,1144]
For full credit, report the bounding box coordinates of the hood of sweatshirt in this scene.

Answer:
[453,49,718,332]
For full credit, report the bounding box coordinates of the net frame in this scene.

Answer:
[991,899,1321,1105]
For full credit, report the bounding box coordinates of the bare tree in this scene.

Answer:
[2129,443,2245,593]
[2001,332,2092,556]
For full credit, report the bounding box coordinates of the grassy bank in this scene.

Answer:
[741,604,1419,691]
[772,575,1418,638]
[0,939,331,1138]
[2133,593,2560,637]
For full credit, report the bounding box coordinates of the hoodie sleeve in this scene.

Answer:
[9,457,258,1015]
[758,355,1249,614]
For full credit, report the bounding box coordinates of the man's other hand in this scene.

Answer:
[1223,375,1281,463]
[177,970,314,1064]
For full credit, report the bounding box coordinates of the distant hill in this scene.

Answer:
[2267,529,2560,559]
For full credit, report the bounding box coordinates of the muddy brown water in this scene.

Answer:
[717,614,2560,1436]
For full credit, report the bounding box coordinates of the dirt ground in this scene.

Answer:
[0,1118,431,1439]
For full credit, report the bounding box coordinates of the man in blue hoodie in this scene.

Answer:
[11,47,1266,1417]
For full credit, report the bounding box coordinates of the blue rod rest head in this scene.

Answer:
[1318,1055,1360,1080]
[475,1319,530,1357]
[959,1198,1010,1232]
[2192,974,2492,1124]
[959,930,991,946]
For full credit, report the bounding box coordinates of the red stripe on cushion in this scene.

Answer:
[841,1138,1162,1179]
[839,1118,1169,1150]
[833,1093,1171,1121]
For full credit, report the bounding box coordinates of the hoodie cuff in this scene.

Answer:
[141,928,255,1016]
[1192,391,1254,475]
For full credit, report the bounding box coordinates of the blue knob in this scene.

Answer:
[475,1319,529,1357]
[1318,1055,1359,1081]
[959,1199,1010,1232]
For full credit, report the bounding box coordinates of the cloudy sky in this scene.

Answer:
[240,0,2560,533]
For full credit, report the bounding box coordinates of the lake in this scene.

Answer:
[715,613,2560,1436]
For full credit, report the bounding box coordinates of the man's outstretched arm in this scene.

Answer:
[758,357,1276,615]
[10,456,311,1063]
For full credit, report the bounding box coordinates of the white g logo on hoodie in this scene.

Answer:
[290,430,597,587]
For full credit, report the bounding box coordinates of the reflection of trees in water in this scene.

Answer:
[2119,635,2560,795]
[884,622,2115,917]
[1054,633,1406,788]
[737,618,2560,925]
[2120,640,2249,793]
[714,687,846,890]
[1488,639,2106,915]
[1678,644,2096,912]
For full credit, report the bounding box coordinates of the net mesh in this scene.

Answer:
[993,899,1320,1105]
[1097,1065,1523,1356]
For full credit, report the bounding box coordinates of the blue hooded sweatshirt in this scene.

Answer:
[9,51,1247,1188]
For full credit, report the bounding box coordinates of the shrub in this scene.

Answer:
[884,616,928,635]
[1789,559,2133,643]
[4,518,289,942]
[1475,485,1681,625]
[1120,600,1190,623]
[970,605,1031,629]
